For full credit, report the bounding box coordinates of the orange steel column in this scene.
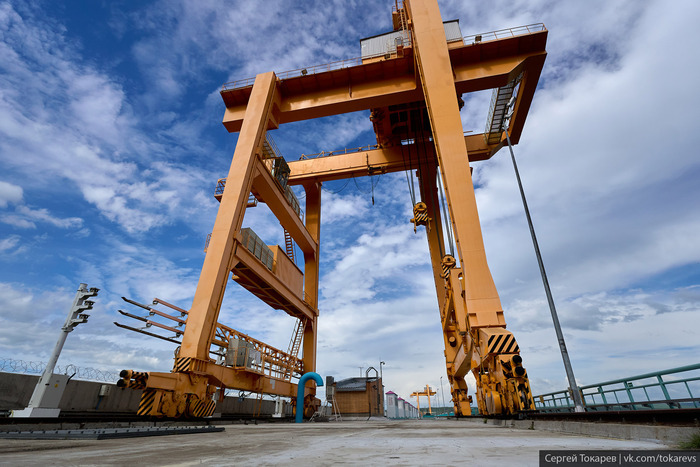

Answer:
[180,72,278,360]
[302,182,321,372]
[408,0,504,326]
[417,164,446,306]
[301,182,321,414]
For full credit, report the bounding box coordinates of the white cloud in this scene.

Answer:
[0,2,218,236]
[0,235,20,253]
[321,191,370,224]
[0,181,22,207]
[0,181,83,230]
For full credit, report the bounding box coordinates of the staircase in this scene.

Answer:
[484,74,522,145]
[283,318,306,380]
[284,229,295,263]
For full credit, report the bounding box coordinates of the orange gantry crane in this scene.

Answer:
[118,0,547,418]
[410,385,437,416]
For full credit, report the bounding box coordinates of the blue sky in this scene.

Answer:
[1,0,699,405]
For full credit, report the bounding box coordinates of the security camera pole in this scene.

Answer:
[12,283,99,418]
[504,101,585,413]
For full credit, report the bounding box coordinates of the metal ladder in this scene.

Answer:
[283,229,295,263]
[283,318,305,380]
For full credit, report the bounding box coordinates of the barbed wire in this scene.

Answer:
[0,357,119,383]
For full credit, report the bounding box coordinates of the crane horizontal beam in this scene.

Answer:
[251,159,317,255]
[287,134,496,185]
[221,31,547,148]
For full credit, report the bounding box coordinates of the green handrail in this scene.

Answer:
[534,363,700,412]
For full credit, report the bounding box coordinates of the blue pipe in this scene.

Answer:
[296,372,323,423]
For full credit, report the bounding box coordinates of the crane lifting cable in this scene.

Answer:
[408,121,433,232]
[436,166,455,257]
[399,132,417,206]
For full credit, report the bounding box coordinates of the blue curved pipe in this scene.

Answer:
[296,372,323,423]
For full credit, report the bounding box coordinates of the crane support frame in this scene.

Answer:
[119,0,545,418]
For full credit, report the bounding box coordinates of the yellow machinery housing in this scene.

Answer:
[119,0,547,418]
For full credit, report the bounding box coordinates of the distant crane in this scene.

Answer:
[411,385,437,416]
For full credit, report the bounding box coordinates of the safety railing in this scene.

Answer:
[213,325,303,381]
[222,56,367,91]
[534,363,700,412]
[222,24,544,93]
[298,143,380,160]
[463,23,547,46]
[221,44,410,92]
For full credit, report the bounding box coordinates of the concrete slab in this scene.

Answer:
[0,418,674,466]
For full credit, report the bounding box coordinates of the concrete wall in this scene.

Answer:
[0,372,292,417]
[477,417,700,446]
[0,373,141,413]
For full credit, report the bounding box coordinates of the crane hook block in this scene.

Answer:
[441,255,456,279]
[410,202,431,233]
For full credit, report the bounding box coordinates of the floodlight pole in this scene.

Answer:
[503,117,585,413]
[12,283,99,417]
[440,376,445,409]
[380,360,386,416]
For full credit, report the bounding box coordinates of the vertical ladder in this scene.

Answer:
[284,229,295,264]
[253,391,264,418]
[283,318,305,380]
[331,393,342,421]
[484,75,521,145]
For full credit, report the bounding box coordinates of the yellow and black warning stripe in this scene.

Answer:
[189,398,216,418]
[137,389,157,416]
[441,255,456,279]
[414,211,429,224]
[174,357,192,373]
[127,379,146,390]
[411,202,430,229]
[487,333,519,355]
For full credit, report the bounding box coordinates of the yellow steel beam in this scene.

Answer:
[180,72,278,360]
[144,366,297,398]
[301,182,322,376]
[203,363,297,397]
[416,163,448,306]
[251,160,317,255]
[221,34,547,136]
[409,0,506,330]
[232,240,317,321]
[222,61,420,132]
[287,134,497,185]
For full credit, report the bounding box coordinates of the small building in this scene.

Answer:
[333,377,384,417]
[397,397,406,418]
[385,391,398,419]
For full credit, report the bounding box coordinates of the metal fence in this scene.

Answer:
[222,24,546,92]
[0,357,119,383]
[535,363,700,412]
[463,23,546,46]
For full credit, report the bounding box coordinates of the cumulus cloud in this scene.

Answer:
[0,181,22,207]
[0,235,20,253]
[0,2,217,236]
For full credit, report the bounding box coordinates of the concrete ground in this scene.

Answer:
[0,418,675,467]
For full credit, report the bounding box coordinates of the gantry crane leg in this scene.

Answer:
[407,0,534,415]
[416,166,470,416]
[126,72,296,418]
[300,181,322,417]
